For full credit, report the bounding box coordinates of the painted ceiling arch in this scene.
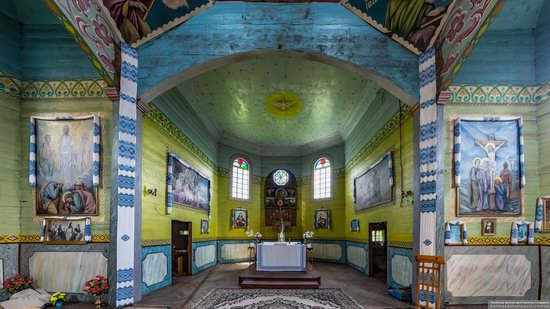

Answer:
[153,54,401,157]
[137,2,420,104]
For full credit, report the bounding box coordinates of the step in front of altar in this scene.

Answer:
[239,265,321,289]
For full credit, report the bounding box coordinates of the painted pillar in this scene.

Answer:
[108,43,139,307]
[418,47,439,256]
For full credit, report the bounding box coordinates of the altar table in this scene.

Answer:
[257,242,306,272]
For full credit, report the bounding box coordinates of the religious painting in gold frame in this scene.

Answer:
[231,208,248,229]
[314,209,330,229]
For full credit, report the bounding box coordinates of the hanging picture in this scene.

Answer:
[511,221,534,245]
[350,219,360,232]
[444,220,467,245]
[167,153,211,214]
[314,209,331,229]
[231,208,248,229]
[481,218,496,236]
[30,116,101,216]
[43,217,91,245]
[354,151,394,211]
[201,219,209,234]
[453,117,525,217]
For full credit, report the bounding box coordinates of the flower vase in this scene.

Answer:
[95,295,102,309]
[306,242,312,249]
[55,300,63,308]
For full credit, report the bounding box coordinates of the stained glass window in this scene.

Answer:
[231,157,250,200]
[273,170,289,186]
[313,157,331,199]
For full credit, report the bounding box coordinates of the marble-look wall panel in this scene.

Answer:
[20,243,108,302]
[444,246,539,304]
[310,240,346,264]
[387,247,413,289]
[0,244,18,300]
[141,245,171,294]
[217,240,253,264]
[192,241,217,274]
[541,246,550,300]
[29,252,107,293]
[346,241,368,273]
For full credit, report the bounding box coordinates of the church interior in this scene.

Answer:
[0,0,549,308]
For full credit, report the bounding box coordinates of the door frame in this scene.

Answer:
[368,221,387,277]
[171,220,193,276]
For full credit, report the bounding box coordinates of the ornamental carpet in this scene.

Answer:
[191,288,362,309]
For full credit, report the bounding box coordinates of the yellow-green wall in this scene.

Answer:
[0,95,21,236]
[141,117,217,242]
[19,98,112,236]
[344,117,415,243]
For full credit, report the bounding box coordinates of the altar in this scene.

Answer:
[256,242,306,272]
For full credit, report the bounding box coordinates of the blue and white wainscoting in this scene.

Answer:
[345,241,368,274]
[310,239,346,264]
[141,245,171,295]
[192,241,217,274]
[444,246,540,305]
[217,240,254,264]
[386,246,413,302]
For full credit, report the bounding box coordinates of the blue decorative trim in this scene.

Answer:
[192,240,217,274]
[141,245,172,295]
[345,241,368,274]
[387,247,413,289]
[217,240,254,264]
[310,239,346,264]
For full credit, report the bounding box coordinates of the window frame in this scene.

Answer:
[229,154,252,201]
[312,155,334,201]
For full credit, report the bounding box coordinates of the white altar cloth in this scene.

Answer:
[257,242,306,271]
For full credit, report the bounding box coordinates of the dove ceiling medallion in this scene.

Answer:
[265,90,303,120]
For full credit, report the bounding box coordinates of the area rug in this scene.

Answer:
[192,288,362,309]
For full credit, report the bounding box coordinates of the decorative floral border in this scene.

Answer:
[142,239,172,247]
[0,71,108,100]
[0,234,109,243]
[448,84,549,104]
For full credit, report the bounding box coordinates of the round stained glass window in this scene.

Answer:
[273,169,289,186]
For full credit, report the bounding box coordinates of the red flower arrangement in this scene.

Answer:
[82,276,109,296]
[2,274,32,294]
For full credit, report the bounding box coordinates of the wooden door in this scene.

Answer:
[172,221,192,276]
[368,222,387,278]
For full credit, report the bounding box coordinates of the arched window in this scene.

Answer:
[231,156,250,200]
[313,156,332,200]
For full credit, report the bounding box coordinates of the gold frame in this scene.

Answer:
[231,208,248,229]
[314,208,331,229]
[544,198,550,233]
[481,218,497,236]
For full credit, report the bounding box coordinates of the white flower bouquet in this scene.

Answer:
[245,229,256,238]
[303,231,314,239]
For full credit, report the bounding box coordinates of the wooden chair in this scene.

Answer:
[415,255,445,309]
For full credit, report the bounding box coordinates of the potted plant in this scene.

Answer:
[303,230,314,248]
[2,274,32,295]
[83,276,109,309]
[50,292,66,307]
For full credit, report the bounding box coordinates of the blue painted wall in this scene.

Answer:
[453,29,536,85]
[535,0,550,82]
[192,240,217,274]
[0,0,99,80]
[0,10,22,77]
[20,24,100,80]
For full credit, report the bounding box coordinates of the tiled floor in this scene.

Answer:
[137,262,412,309]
